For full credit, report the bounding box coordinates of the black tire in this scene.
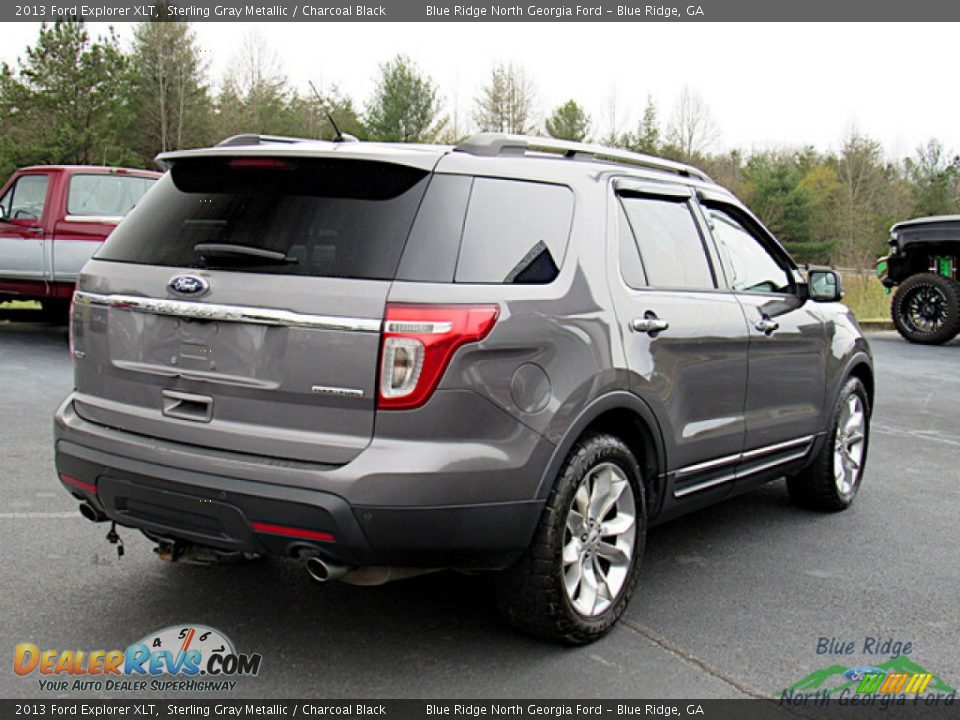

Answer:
[495,433,646,644]
[890,273,960,345]
[787,377,870,512]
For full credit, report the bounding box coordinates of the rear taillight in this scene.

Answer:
[378,304,499,410]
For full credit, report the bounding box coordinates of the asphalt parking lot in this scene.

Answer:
[1,310,958,700]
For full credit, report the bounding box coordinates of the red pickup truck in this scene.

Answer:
[0,165,160,317]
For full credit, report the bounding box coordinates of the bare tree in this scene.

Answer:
[473,62,537,135]
[217,32,293,135]
[666,86,720,160]
[600,85,626,147]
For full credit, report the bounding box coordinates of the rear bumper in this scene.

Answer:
[54,396,548,569]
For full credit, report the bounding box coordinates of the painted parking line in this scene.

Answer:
[0,512,79,519]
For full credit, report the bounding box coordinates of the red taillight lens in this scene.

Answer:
[378,304,500,410]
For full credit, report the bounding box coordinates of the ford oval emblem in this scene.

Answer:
[168,274,209,297]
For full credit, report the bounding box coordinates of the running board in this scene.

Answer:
[672,435,816,498]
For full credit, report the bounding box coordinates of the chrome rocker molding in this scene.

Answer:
[73,291,383,333]
[672,435,816,498]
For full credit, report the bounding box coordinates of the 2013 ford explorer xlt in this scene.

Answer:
[55,133,873,643]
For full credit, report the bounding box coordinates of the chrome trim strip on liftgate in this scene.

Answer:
[73,291,383,333]
[672,434,816,498]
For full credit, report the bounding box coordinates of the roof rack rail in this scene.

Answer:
[454,133,712,183]
[215,134,316,147]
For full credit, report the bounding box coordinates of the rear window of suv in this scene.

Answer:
[96,157,430,280]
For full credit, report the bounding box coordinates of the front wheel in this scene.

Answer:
[890,273,960,345]
[787,377,870,512]
[495,433,646,644]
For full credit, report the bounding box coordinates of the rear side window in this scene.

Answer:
[619,195,715,290]
[96,157,430,280]
[67,174,155,217]
[455,178,573,284]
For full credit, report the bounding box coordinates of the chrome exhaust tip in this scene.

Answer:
[78,501,107,523]
[302,553,350,583]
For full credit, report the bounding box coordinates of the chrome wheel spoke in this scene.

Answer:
[566,509,585,535]
[562,537,582,564]
[601,513,635,537]
[574,483,590,517]
[588,466,627,521]
[596,541,630,568]
[564,558,583,597]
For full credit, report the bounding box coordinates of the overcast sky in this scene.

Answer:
[2,22,956,159]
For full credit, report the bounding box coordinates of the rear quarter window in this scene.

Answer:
[454,178,574,284]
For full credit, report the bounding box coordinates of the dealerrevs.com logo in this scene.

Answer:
[14,625,261,693]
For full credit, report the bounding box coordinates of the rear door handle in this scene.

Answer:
[755,317,779,335]
[26,226,43,235]
[631,315,670,336]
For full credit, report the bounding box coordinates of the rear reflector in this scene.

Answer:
[378,304,499,410]
[60,473,97,494]
[250,521,335,543]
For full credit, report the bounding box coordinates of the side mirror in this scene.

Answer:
[807,269,844,302]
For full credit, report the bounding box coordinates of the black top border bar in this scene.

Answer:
[4,0,960,22]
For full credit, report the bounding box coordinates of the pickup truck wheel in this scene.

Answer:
[890,273,960,345]
[787,377,870,512]
[495,433,646,644]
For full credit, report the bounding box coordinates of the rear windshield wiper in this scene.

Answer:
[194,243,298,265]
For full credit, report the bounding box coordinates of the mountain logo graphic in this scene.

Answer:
[782,655,956,697]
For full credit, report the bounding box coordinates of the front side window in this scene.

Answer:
[706,207,792,294]
[68,174,156,217]
[619,195,715,290]
[2,175,49,221]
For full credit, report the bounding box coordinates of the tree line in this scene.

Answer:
[3,20,959,269]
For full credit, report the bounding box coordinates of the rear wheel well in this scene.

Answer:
[577,409,661,516]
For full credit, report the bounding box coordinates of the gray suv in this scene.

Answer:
[55,133,873,643]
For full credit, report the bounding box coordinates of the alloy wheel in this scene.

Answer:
[561,462,636,617]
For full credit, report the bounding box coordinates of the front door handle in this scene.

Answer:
[755,317,780,335]
[632,315,670,336]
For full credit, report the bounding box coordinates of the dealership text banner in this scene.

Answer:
[6,0,960,22]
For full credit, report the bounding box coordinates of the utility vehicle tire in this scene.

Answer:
[890,272,960,345]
